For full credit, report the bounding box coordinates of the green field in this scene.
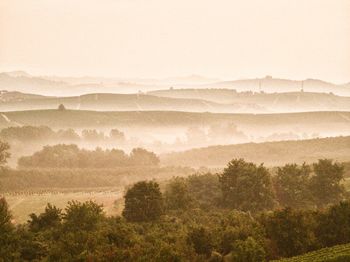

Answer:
[275,243,350,262]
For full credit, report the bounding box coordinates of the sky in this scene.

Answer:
[0,0,349,83]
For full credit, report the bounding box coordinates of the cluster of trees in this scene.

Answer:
[0,126,126,144]
[17,144,160,168]
[0,159,349,260]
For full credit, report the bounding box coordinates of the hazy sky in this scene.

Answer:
[1,0,349,82]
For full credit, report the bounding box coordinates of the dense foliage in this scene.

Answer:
[0,158,349,261]
[18,144,160,168]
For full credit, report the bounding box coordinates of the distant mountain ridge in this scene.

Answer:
[0,71,349,96]
[148,89,350,112]
[199,76,350,96]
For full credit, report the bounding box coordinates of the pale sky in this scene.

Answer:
[0,0,349,83]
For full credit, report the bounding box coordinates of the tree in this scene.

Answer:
[164,177,193,210]
[122,181,163,222]
[310,159,345,208]
[0,197,16,260]
[275,163,312,208]
[187,173,221,210]
[187,226,213,257]
[58,104,66,111]
[28,203,62,232]
[262,208,316,258]
[219,159,275,212]
[82,129,105,142]
[129,148,160,166]
[228,237,266,262]
[56,129,80,141]
[109,129,125,142]
[0,140,10,167]
[315,201,350,247]
[63,200,104,231]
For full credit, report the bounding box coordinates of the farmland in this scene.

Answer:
[275,243,350,262]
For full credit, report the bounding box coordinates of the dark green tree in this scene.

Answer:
[310,159,345,207]
[262,208,316,258]
[228,237,266,262]
[122,181,164,222]
[275,163,312,208]
[63,200,104,231]
[187,226,213,257]
[219,159,275,212]
[165,177,193,210]
[28,203,62,232]
[315,201,350,247]
[0,197,17,260]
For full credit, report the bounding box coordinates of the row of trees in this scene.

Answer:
[0,126,126,143]
[18,144,160,168]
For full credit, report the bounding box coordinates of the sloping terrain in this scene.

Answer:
[275,243,350,262]
[149,89,350,112]
[200,77,350,96]
[0,110,349,130]
[161,136,350,167]
[0,92,262,113]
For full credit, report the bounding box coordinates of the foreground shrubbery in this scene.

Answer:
[0,158,349,261]
[2,197,350,261]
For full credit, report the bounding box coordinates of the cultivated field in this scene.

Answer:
[275,243,350,262]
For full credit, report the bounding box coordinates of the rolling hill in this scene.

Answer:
[0,110,349,130]
[199,76,350,96]
[160,136,350,167]
[1,89,350,113]
[0,92,264,113]
[148,89,350,112]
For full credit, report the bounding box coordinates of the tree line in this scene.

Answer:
[0,126,126,143]
[1,158,349,261]
[18,144,160,168]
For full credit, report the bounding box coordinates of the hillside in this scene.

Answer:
[160,136,350,167]
[0,92,263,113]
[275,243,350,262]
[148,89,350,112]
[0,110,349,131]
[200,76,350,96]
[0,72,161,96]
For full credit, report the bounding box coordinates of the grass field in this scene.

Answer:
[275,243,350,262]
[3,188,124,224]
